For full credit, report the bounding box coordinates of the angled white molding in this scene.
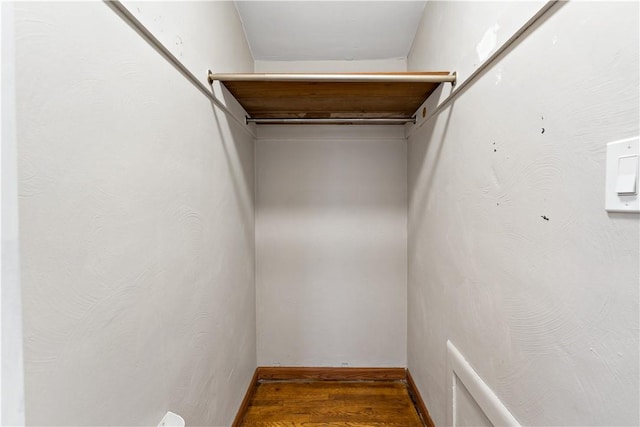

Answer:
[447,340,520,427]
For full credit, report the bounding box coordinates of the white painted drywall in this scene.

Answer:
[256,125,407,367]
[255,58,406,73]
[122,1,254,122]
[235,1,425,61]
[1,2,26,425]
[409,1,547,77]
[15,2,255,426]
[408,1,547,114]
[123,1,253,77]
[407,1,639,426]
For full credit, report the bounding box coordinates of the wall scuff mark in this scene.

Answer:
[476,24,500,62]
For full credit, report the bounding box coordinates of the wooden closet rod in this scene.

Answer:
[208,72,457,84]
[246,117,416,125]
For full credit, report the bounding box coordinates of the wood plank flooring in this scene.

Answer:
[239,380,425,426]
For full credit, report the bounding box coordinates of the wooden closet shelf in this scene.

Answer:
[207,71,456,124]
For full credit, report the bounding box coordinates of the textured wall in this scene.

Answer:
[15,2,255,426]
[407,1,639,426]
[235,1,424,61]
[256,126,407,367]
[255,58,406,73]
[2,3,26,425]
[408,1,546,98]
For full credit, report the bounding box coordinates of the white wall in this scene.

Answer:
[1,3,26,425]
[407,1,639,426]
[123,1,254,78]
[408,0,546,111]
[255,59,406,73]
[122,1,254,123]
[14,2,255,426]
[256,125,407,367]
[235,1,424,62]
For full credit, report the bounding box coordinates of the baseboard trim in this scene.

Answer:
[231,368,259,427]
[256,366,407,381]
[406,369,436,427]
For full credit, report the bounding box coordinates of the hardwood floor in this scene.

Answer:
[239,380,425,426]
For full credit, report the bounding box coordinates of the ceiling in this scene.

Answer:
[234,1,427,61]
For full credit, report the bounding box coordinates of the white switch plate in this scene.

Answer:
[606,136,639,213]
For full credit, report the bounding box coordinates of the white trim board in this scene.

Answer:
[446,340,520,427]
[1,2,26,425]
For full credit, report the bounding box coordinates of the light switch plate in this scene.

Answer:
[606,136,639,213]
